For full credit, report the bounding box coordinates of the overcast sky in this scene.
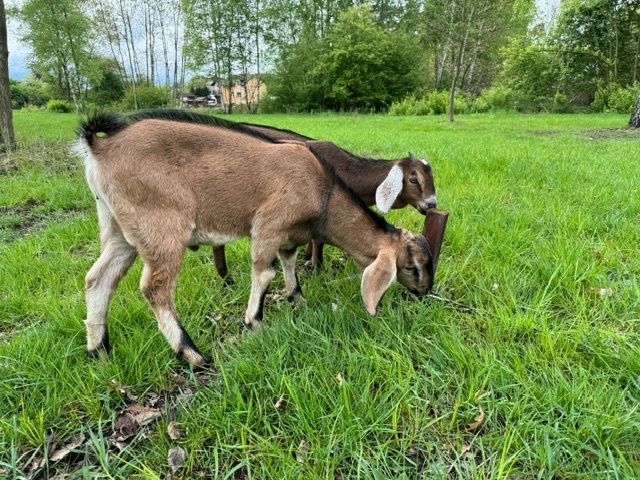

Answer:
[6,0,561,81]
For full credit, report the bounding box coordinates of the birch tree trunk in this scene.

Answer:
[630,92,640,128]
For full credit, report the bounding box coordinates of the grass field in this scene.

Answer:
[1,110,639,479]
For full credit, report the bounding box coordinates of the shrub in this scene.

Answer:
[476,85,519,111]
[592,83,638,113]
[47,99,73,113]
[120,84,170,111]
[389,90,471,116]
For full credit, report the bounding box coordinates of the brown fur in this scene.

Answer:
[77,113,434,366]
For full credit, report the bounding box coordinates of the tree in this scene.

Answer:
[630,91,640,128]
[313,6,420,111]
[19,0,98,112]
[0,0,14,149]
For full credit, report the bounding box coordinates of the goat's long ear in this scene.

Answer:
[361,249,397,315]
[375,164,403,214]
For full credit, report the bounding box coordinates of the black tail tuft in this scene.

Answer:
[77,113,128,146]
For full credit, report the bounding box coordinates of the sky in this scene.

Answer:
[6,0,561,81]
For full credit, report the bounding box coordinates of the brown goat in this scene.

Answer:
[211,121,437,279]
[74,110,434,366]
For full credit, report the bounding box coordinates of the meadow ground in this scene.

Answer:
[0,110,639,479]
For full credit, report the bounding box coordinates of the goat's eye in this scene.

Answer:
[409,178,419,185]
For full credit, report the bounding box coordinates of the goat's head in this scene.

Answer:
[361,229,433,315]
[375,154,436,214]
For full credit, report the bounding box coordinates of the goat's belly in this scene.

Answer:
[188,229,242,247]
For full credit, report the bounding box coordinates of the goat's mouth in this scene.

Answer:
[409,287,428,297]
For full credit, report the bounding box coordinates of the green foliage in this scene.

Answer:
[390,90,488,116]
[19,0,98,110]
[46,99,73,113]
[592,83,639,114]
[313,7,420,111]
[120,84,170,111]
[496,37,564,109]
[389,91,472,116]
[544,0,640,106]
[10,78,51,109]
[265,30,325,112]
[476,85,520,111]
[269,6,420,112]
[87,59,125,107]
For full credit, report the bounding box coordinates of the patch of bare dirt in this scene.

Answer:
[530,127,640,140]
[0,198,88,243]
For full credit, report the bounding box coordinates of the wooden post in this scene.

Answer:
[423,208,449,280]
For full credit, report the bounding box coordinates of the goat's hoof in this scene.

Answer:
[86,347,110,360]
[244,318,262,330]
[288,292,306,307]
[178,347,208,368]
[222,276,234,287]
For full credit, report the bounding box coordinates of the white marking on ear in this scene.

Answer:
[420,158,429,166]
[375,164,403,214]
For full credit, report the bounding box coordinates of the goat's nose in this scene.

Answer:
[427,200,437,209]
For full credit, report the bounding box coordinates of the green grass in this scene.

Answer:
[1,110,639,479]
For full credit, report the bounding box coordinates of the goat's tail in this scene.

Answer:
[77,113,129,147]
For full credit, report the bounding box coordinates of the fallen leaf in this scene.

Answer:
[50,435,85,462]
[168,446,188,474]
[196,372,214,386]
[113,404,162,440]
[460,444,473,461]
[28,457,45,475]
[465,407,485,432]
[146,391,161,408]
[127,404,162,427]
[336,373,345,386]
[176,387,194,405]
[296,440,310,464]
[274,394,286,411]
[167,421,183,440]
[331,303,338,312]
[171,372,187,385]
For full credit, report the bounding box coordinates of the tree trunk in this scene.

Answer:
[0,0,15,149]
[629,92,640,128]
[448,4,473,123]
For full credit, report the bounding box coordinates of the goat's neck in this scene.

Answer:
[333,159,397,206]
[320,188,397,268]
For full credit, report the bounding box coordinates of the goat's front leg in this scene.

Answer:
[279,247,305,305]
[244,240,281,329]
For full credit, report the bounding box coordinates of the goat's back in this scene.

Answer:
[85,118,328,241]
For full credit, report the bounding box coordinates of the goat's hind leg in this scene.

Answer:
[139,260,208,367]
[212,245,233,285]
[85,204,136,356]
[138,244,207,367]
[279,247,305,305]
